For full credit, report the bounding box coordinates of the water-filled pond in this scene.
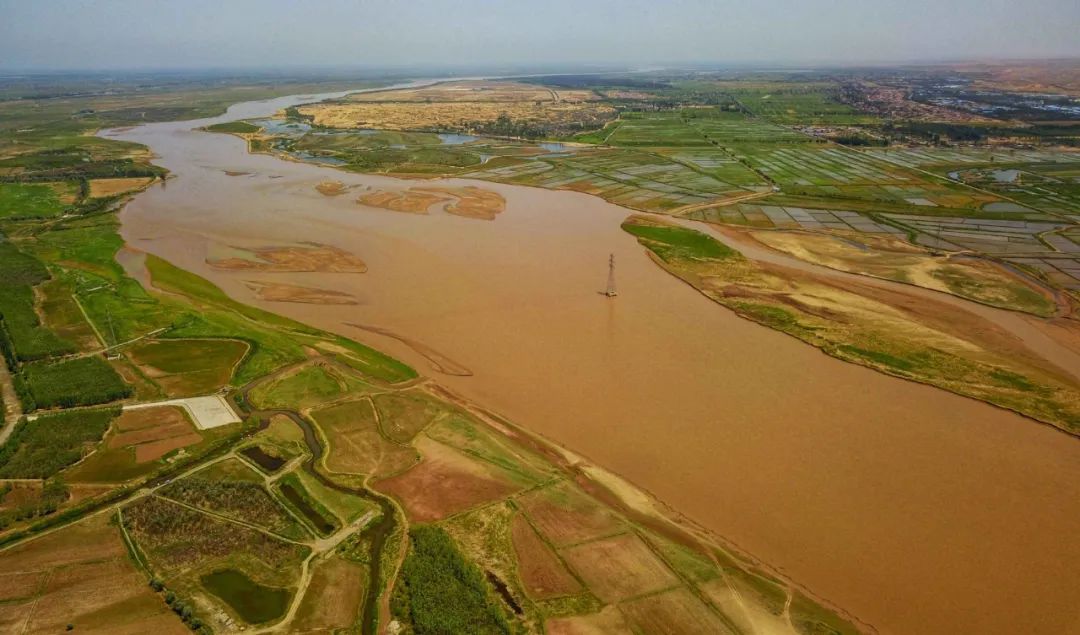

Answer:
[200,569,291,624]
[240,445,286,473]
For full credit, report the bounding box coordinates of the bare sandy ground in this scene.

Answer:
[125,396,240,430]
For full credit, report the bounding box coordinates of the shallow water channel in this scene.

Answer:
[109,87,1080,635]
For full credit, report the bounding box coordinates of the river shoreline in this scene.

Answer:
[108,88,1080,635]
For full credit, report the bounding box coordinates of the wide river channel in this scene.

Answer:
[110,86,1080,635]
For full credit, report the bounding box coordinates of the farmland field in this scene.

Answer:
[126,338,248,396]
[311,398,419,477]
[64,406,203,482]
[0,514,186,633]
[3,61,1079,635]
[0,182,71,219]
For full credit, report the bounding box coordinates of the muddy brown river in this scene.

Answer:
[110,90,1080,635]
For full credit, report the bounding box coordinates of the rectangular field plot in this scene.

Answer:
[995,175,1080,215]
[1007,255,1080,290]
[604,113,711,147]
[686,203,904,234]
[559,533,679,602]
[731,145,911,185]
[0,515,187,634]
[885,213,1066,254]
[661,149,769,187]
[735,89,878,125]
[864,148,1080,169]
[467,148,752,212]
[686,114,811,144]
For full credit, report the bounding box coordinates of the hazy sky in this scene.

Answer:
[3,0,1079,70]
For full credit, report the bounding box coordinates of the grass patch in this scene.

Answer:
[291,467,376,524]
[276,473,339,536]
[622,219,741,262]
[0,182,66,219]
[146,254,415,384]
[126,338,248,396]
[250,364,368,410]
[205,121,260,134]
[836,344,920,373]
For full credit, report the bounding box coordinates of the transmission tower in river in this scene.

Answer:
[604,253,618,297]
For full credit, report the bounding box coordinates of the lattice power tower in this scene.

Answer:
[604,253,618,297]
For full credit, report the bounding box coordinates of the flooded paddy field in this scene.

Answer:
[110,92,1080,635]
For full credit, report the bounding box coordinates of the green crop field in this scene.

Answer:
[0,183,70,219]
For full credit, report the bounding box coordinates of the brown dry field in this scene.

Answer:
[375,436,518,522]
[88,177,154,199]
[0,481,43,511]
[344,80,597,103]
[313,399,419,477]
[0,570,43,601]
[293,556,363,631]
[208,242,367,273]
[116,408,176,431]
[0,514,185,634]
[108,407,201,464]
[517,482,626,548]
[0,514,126,571]
[299,100,615,132]
[618,587,734,635]
[68,483,117,506]
[127,369,210,398]
[510,512,582,599]
[133,433,202,462]
[244,280,359,305]
[750,229,1056,315]
[0,603,34,633]
[315,180,349,196]
[559,533,679,603]
[111,421,192,447]
[546,605,632,635]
